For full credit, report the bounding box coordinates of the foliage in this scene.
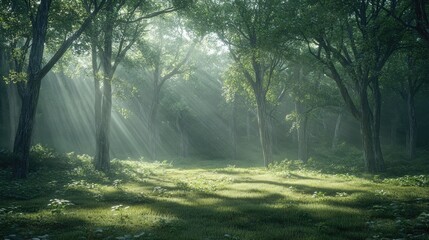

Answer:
[268,159,305,172]
[368,199,429,239]
[47,199,74,215]
[382,175,429,187]
[2,70,27,84]
[269,143,364,175]
[0,149,429,239]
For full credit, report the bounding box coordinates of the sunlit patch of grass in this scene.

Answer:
[0,147,428,239]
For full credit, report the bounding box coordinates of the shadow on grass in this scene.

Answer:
[1,147,428,239]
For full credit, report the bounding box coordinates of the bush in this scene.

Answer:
[382,175,429,187]
[268,159,305,172]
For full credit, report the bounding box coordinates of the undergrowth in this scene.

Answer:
[0,144,428,240]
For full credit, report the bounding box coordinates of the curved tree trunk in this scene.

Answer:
[11,0,102,178]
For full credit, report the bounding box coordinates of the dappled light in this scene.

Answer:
[1,0,429,239]
[1,151,428,239]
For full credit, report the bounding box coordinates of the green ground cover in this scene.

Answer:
[0,146,428,240]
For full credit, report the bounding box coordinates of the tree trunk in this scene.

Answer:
[295,102,309,162]
[90,29,103,167]
[176,111,188,158]
[407,92,417,159]
[13,78,43,178]
[13,0,51,178]
[359,88,377,173]
[372,79,384,171]
[94,77,112,172]
[94,6,113,172]
[148,87,160,160]
[255,91,272,167]
[332,111,343,149]
[230,99,237,160]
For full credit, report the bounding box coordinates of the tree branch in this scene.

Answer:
[37,0,106,80]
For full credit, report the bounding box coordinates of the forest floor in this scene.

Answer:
[0,146,428,240]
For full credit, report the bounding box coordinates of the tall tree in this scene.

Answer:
[87,0,190,171]
[285,59,339,162]
[134,15,196,160]
[296,0,404,172]
[0,1,32,151]
[383,46,429,159]
[3,0,104,178]
[189,0,288,166]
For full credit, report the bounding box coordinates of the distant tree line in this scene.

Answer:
[0,0,428,178]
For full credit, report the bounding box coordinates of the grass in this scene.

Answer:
[0,145,428,240]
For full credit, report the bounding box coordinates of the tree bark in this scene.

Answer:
[372,79,384,171]
[359,88,377,173]
[89,24,103,168]
[94,4,114,172]
[326,61,384,173]
[255,89,272,167]
[94,76,112,172]
[13,0,51,178]
[249,59,272,167]
[10,0,104,178]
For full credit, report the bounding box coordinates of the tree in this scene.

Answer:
[383,45,429,159]
[285,57,340,162]
[297,0,404,173]
[189,0,288,166]
[133,15,196,160]
[3,0,105,178]
[0,1,32,151]
[87,0,190,171]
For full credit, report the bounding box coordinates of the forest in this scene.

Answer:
[0,0,428,239]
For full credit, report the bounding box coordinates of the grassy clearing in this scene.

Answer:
[0,146,428,240]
